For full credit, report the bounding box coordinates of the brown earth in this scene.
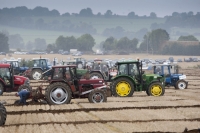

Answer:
[0,56,200,132]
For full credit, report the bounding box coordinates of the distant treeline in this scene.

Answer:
[0,6,200,38]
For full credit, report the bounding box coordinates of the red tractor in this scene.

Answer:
[45,65,108,104]
[0,64,31,95]
[30,65,108,105]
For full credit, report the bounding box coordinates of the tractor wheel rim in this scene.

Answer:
[92,92,104,103]
[178,82,186,89]
[33,71,42,80]
[90,75,100,79]
[151,85,162,96]
[50,87,68,104]
[116,81,131,96]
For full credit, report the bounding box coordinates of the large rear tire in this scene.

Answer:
[31,69,43,80]
[18,84,32,92]
[148,82,165,96]
[88,90,107,103]
[90,72,103,79]
[112,78,134,97]
[0,103,6,126]
[175,80,187,89]
[45,82,72,105]
[0,83,4,95]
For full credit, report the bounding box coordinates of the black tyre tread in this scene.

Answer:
[112,77,134,97]
[90,72,103,79]
[175,80,187,89]
[0,103,7,126]
[31,69,43,80]
[18,84,32,92]
[0,83,4,95]
[45,82,72,105]
[88,90,107,103]
[148,82,165,96]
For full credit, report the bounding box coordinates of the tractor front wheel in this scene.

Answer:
[31,69,43,80]
[88,90,107,103]
[112,78,134,97]
[0,103,7,126]
[45,82,72,105]
[175,80,187,89]
[148,82,165,96]
[0,83,4,95]
[90,72,103,79]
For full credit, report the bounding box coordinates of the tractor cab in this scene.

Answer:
[153,64,188,89]
[0,64,30,95]
[89,61,111,81]
[5,59,29,75]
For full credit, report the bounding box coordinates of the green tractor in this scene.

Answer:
[110,61,165,97]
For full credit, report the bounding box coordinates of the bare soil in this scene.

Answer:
[0,54,200,132]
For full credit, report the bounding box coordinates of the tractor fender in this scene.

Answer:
[80,85,107,95]
[32,67,43,71]
[89,71,103,75]
[148,80,165,88]
[112,75,137,87]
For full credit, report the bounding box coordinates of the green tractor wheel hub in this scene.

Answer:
[116,81,131,96]
[151,85,162,96]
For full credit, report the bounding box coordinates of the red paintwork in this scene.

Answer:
[0,64,28,92]
[0,64,10,68]
[14,75,27,85]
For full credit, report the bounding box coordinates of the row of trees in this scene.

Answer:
[162,43,200,55]
[102,37,138,52]
[151,11,200,30]
[1,29,199,56]
[46,34,95,53]
[0,6,158,18]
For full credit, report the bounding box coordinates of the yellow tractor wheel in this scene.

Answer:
[148,82,165,96]
[113,78,134,97]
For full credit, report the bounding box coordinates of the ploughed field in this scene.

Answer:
[0,69,200,132]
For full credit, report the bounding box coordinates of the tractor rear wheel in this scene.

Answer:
[0,103,6,126]
[90,72,103,79]
[175,80,187,89]
[31,69,43,80]
[18,84,32,92]
[0,83,4,95]
[88,90,107,103]
[45,82,72,105]
[112,78,134,97]
[148,82,165,96]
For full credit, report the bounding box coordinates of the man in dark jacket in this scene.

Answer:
[15,89,30,105]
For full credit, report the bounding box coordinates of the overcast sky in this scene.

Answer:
[0,0,199,17]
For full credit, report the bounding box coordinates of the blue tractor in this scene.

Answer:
[153,64,188,89]
[24,58,52,80]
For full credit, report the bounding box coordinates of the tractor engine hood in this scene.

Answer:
[19,66,29,71]
[79,79,105,85]
[142,74,164,82]
[171,74,187,79]
[14,75,29,85]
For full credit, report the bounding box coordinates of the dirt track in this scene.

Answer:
[0,68,200,132]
